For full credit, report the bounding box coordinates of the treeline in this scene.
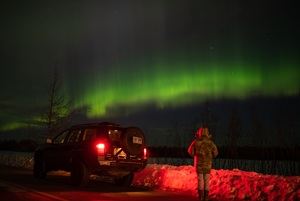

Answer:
[0,140,299,161]
[148,146,300,161]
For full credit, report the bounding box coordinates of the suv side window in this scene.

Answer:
[82,128,97,142]
[67,129,82,144]
[53,130,70,144]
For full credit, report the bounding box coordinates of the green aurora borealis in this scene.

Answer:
[75,59,299,118]
[1,57,299,132]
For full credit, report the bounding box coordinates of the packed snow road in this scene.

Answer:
[0,165,197,201]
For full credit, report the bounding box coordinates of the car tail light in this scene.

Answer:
[96,143,105,155]
[143,147,147,159]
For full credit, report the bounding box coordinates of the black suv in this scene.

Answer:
[33,122,147,186]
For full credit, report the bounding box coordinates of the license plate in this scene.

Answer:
[132,136,142,144]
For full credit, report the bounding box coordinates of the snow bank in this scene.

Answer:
[133,164,300,201]
[0,152,299,200]
[0,151,33,169]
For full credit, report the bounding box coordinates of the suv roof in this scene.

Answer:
[70,122,121,129]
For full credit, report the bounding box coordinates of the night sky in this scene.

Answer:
[1,1,299,146]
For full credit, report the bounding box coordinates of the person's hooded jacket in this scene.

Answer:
[188,128,218,173]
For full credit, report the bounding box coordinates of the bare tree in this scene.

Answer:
[44,69,70,138]
[227,108,241,158]
[250,108,264,146]
[201,101,218,135]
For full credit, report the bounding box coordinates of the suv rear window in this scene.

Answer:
[108,129,121,141]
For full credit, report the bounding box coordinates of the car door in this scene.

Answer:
[62,129,83,170]
[45,130,70,170]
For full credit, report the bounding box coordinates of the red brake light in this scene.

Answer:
[143,147,147,159]
[96,143,105,149]
[96,143,105,155]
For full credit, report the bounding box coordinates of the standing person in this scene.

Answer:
[188,127,218,201]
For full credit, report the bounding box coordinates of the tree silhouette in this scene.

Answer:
[227,108,241,158]
[201,101,218,136]
[44,69,71,138]
[250,108,265,146]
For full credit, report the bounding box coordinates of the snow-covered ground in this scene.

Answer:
[0,151,33,169]
[133,164,300,201]
[0,151,299,201]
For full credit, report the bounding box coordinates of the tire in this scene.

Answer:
[33,154,47,179]
[114,173,134,187]
[71,160,89,187]
[122,127,145,155]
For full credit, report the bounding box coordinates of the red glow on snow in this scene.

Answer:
[133,165,300,201]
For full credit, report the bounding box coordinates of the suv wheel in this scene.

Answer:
[114,173,134,187]
[33,155,47,179]
[71,161,89,186]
